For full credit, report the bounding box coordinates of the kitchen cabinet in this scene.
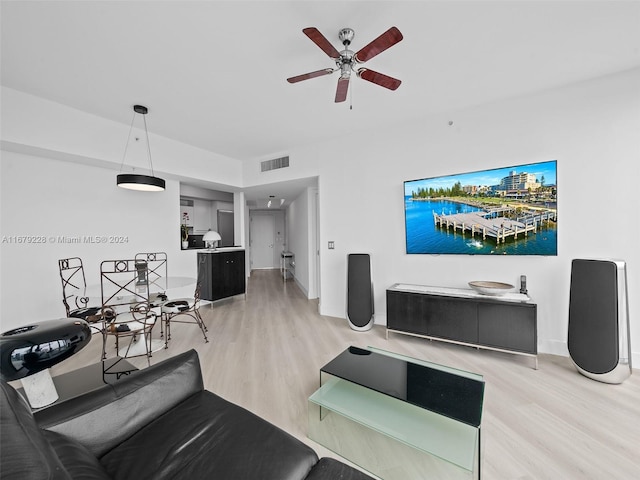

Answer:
[180,198,213,232]
[386,284,537,367]
[193,199,213,233]
[198,250,246,302]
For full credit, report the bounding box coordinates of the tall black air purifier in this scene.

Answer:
[568,259,631,384]
[347,253,374,331]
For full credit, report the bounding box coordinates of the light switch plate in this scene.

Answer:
[328,241,335,249]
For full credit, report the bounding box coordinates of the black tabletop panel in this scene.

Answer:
[321,346,484,427]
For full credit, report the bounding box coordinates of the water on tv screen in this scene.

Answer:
[404,160,557,255]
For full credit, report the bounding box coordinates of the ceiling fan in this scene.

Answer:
[287,26,403,103]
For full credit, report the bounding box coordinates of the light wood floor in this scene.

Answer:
[53,270,640,480]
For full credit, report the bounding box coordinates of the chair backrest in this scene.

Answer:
[193,256,207,304]
[100,259,150,310]
[135,252,167,291]
[58,257,88,316]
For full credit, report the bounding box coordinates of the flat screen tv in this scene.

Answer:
[404,160,557,255]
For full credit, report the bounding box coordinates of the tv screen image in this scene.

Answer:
[404,160,557,255]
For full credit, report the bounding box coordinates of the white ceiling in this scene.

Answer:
[2,1,640,204]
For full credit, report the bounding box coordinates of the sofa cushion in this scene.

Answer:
[0,381,71,480]
[42,430,111,480]
[35,349,204,458]
[99,390,318,480]
[304,457,375,480]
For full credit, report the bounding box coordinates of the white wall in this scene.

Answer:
[1,87,243,187]
[302,69,639,362]
[308,187,319,300]
[0,152,199,331]
[242,149,319,189]
[287,188,310,296]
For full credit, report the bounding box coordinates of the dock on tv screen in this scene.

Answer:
[404,160,557,255]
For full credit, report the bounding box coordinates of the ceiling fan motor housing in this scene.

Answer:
[339,60,352,79]
[338,28,356,78]
[338,28,355,46]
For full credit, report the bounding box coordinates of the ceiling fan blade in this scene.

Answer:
[335,77,350,103]
[303,27,341,59]
[287,68,334,83]
[354,26,403,63]
[357,68,402,91]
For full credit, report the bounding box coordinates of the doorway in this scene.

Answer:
[249,213,277,270]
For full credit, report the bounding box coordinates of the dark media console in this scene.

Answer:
[386,284,537,368]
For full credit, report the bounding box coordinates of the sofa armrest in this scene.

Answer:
[35,349,204,458]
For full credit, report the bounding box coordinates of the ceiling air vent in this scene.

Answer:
[261,156,289,172]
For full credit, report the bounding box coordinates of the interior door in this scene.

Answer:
[250,214,276,270]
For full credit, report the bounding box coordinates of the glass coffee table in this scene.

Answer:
[308,346,484,480]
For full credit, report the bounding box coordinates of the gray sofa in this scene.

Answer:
[0,349,373,480]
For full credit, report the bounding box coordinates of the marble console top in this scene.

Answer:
[389,283,532,303]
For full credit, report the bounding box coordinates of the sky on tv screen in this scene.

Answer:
[404,160,557,195]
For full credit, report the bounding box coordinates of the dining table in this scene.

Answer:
[85,274,196,357]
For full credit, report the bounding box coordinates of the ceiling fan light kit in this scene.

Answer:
[287,26,403,103]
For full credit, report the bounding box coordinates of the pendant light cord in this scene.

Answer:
[142,113,155,177]
[118,107,155,176]
[118,111,137,173]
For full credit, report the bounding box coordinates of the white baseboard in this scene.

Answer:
[538,339,569,357]
[293,276,309,298]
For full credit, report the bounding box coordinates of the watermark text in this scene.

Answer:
[2,235,129,245]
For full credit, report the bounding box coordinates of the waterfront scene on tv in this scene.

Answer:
[404,160,557,255]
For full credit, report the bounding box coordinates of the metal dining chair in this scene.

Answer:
[160,265,208,348]
[135,252,169,335]
[58,257,103,333]
[100,259,157,363]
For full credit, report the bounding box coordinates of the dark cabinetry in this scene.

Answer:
[386,290,426,334]
[198,250,246,302]
[387,285,537,366]
[425,296,478,344]
[477,303,537,354]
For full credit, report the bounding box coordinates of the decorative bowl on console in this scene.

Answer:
[468,281,515,296]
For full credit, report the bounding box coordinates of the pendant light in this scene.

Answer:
[117,105,165,191]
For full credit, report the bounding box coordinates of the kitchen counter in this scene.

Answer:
[196,247,244,253]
